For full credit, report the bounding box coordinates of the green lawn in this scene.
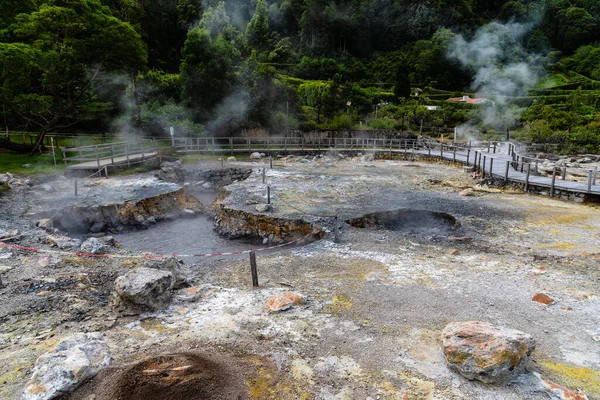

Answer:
[0,151,65,175]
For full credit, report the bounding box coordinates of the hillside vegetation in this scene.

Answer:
[2,0,600,153]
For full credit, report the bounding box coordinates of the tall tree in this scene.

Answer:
[2,0,147,153]
[246,0,271,52]
[180,4,240,118]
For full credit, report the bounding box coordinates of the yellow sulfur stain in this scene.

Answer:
[534,242,576,251]
[140,318,176,333]
[327,293,353,314]
[541,361,600,398]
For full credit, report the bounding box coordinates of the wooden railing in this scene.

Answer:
[62,140,159,168]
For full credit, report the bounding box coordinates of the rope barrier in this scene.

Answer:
[0,235,305,259]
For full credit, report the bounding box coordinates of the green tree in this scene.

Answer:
[180,14,239,118]
[246,0,271,52]
[556,7,597,52]
[394,65,411,100]
[4,0,147,152]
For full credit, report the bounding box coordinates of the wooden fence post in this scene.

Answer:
[504,160,509,182]
[550,167,557,198]
[524,164,531,192]
[249,251,259,288]
[482,155,486,178]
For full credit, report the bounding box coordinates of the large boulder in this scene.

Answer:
[143,257,187,288]
[114,268,175,311]
[250,152,262,160]
[155,160,185,184]
[22,333,111,400]
[441,321,535,383]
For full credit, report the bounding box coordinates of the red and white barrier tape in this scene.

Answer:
[0,236,304,259]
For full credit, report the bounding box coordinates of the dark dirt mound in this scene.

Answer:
[68,352,248,400]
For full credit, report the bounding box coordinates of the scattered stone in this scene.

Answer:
[155,160,184,184]
[48,235,81,250]
[79,238,107,255]
[447,236,472,242]
[459,188,474,196]
[245,194,263,205]
[449,249,460,255]
[0,265,14,273]
[360,154,375,162]
[250,152,262,160]
[227,156,237,162]
[255,204,272,213]
[0,229,19,239]
[427,178,442,184]
[114,268,175,311]
[201,182,212,189]
[22,163,32,169]
[22,332,111,400]
[532,293,555,305]
[39,183,55,193]
[441,321,535,383]
[532,372,589,400]
[36,219,53,230]
[266,292,306,312]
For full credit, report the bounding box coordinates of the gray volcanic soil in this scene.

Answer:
[1,155,600,399]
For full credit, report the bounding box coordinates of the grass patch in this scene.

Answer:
[0,151,65,175]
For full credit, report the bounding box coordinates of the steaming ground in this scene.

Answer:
[1,156,600,399]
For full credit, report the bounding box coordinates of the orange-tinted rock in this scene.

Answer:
[441,321,535,383]
[449,249,460,255]
[534,372,589,400]
[532,293,555,305]
[266,292,306,312]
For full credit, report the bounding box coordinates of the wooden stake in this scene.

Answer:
[550,167,557,198]
[250,251,259,288]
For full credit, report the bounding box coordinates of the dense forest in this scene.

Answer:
[2,0,600,152]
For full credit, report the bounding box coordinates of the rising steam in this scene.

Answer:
[447,21,547,132]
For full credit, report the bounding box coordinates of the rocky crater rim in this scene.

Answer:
[346,208,460,234]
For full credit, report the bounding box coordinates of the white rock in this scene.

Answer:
[79,238,107,255]
[250,152,262,159]
[114,268,175,310]
[227,156,237,162]
[360,153,375,162]
[255,204,272,212]
[22,333,111,400]
[49,236,81,250]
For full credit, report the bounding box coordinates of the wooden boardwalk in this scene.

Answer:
[409,144,600,197]
[62,136,599,198]
[62,140,159,172]
[66,152,158,170]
